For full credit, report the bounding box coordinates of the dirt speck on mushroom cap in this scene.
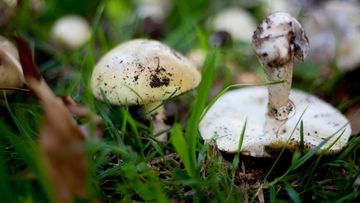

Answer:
[90,39,201,105]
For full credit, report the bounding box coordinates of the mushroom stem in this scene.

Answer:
[143,101,169,142]
[252,12,309,121]
[264,60,293,120]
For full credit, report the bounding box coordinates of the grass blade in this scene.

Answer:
[171,123,194,176]
[232,119,247,168]
[184,49,220,176]
[299,121,304,154]
[284,181,301,203]
[0,136,16,203]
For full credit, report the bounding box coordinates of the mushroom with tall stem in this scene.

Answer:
[199,12,352,157]
[252,12,309,121]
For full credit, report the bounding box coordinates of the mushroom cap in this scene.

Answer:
[212,8,256,42]
[186,49,206,69]
[302,0,360,72]
[0,36,23,90]
[136,0,172,22]
[199,87,352,157]
[337,33,360,71]
[51,15,91,49]
[253,12,309,64]
[262,0,300,16]
[91,39,201,105]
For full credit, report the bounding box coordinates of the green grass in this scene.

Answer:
[1,0,360,202]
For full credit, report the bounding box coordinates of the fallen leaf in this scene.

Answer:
[346,104,360,133]
[12,35,91,203]
[61,96,103,139]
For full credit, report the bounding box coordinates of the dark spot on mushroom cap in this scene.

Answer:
[288,30,295,44]
[171,49,182,60]
[150,74,170,88]
[266,54,292,68]
[137,63,145,72]
[264,34,271,40]
[265,17,271,25]
[148,57,172,88]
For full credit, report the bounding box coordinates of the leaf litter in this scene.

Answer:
[12,35,102,203]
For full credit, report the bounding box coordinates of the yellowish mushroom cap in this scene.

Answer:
[91,39,201,105]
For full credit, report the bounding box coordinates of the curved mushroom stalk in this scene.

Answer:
[143,101,169,142]
[252,12,309,121]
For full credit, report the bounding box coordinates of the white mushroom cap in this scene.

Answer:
[0,36,23,91]
[90,39,201,105]
[337,33,360,71]
[51,15,91,49]
[302,0,360,72]
[136,0,172,22]
[212,8,256,42]
[186,49,206,70]
[199,87,352,156]
[263,0,300,16]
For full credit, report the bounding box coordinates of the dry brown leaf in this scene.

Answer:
[12,35,91,203]
[346,104,360,133]
[61,96,103,139]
